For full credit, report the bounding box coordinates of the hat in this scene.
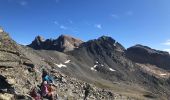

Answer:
[43,81,47,85]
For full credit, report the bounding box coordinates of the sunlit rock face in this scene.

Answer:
[28,34,84,52]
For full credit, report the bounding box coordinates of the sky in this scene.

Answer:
[0,0,170,52]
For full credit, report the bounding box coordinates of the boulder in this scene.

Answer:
[0,93,14,100]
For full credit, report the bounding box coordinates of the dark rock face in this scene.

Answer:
[80,36,125,56]
[28,35,83,52]
[0,75,11,90]
[28,36,45,50]
[126,44,170,70]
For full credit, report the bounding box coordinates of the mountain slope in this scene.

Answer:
[67,36,170,99]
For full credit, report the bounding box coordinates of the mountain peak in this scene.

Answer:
[79,36,125,57]
[97,35,116,44]
[99,35,113,40]
[28,34,83,52]
[35,35,45,42]
[59,34,71,38]
[58,34,83,42]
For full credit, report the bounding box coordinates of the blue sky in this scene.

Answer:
[0,0,170,52]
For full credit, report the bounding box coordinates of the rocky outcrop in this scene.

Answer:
[79,36,125,55]
[126,44,170,70]
[0,30,18,52]
[28,35,83,52]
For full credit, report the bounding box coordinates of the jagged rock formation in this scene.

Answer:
[28,35,83,52]
[126,44,170,70]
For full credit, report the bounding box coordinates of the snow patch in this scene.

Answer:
[160,74,167,76]
[55,63,67,68]
[113,42,117,46]
[109,68,116,72]
[93,65,97,68]
[91,65,97,71]
[65,60,71,64]
[91,67,97,71]
[101,64,104,67]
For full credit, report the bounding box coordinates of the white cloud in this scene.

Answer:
[162,40,170,46]
[126,11,133,16]
[111,14,119,19]
[60,25,67,30]
[54,21,59,25]
[163,49,170,53]
[95,24,102,29]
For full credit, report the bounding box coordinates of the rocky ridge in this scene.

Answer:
[28,35,83,52]
[126,44,170,70]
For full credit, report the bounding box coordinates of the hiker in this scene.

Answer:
[41,81,49,97]
[44,74,54,84]
[30,87,41,100]
[41,81,55,100]
[42,69,48,80]
[83,83,90,100]
[47,83,55,100]
[42,69,54,84]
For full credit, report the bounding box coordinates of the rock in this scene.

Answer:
[0,75,12,89]
[6,79,16,85]
[15,94,33,100]
[0,93,14,100]
[23,61,34,68]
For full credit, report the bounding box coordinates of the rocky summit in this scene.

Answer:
[1,28,170,100]
[28,35,83,52]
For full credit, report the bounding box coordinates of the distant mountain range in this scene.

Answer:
[0,28,170,100]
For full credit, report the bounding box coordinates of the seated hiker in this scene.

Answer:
[42,69,54,84]
[47,83,55,100]
[42,69,48,80]
[41,81,49,97]
[30,87,41,100]
[43,74,54,84]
